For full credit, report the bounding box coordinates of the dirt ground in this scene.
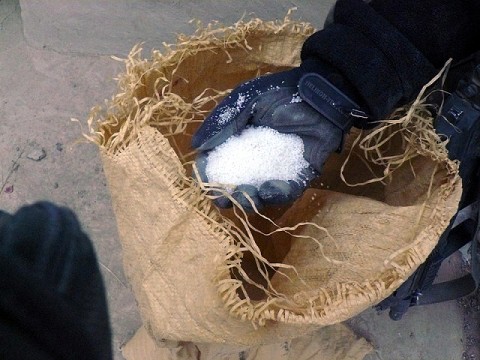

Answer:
[0,1,478,359]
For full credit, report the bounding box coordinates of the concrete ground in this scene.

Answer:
[0,1,478,359]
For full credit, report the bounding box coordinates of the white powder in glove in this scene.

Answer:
[205,126,309,189]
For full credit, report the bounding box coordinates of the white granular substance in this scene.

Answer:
[290,92,303,103]
[206,126,309,189]
[217,93,249,125]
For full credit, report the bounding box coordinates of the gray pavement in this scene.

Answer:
[0,1,477,359]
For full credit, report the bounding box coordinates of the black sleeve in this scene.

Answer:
[301,0,480,122]
[370,0,480,68]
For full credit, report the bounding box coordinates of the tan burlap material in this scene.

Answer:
[122,325,373,360]
[88,14,461,350]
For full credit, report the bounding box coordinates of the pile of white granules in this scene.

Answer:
[205,126,309,189]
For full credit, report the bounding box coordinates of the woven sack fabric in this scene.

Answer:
[88,15,461,345]
[122,325,373,360]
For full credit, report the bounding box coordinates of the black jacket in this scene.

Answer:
[301,0,480,121]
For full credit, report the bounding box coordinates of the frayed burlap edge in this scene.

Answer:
[86,14,461,328]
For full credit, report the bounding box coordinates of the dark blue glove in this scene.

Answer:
[192,66,365,210]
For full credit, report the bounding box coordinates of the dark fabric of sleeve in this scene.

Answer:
[370,0,480,69]
[0,202,112,360]
[301,0,480,122]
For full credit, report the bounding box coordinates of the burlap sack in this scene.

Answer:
[87,14,461,348]
[122,325,373,360]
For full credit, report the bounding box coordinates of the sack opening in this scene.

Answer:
[87,17,461,327]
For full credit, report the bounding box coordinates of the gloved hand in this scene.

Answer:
[192,65,365,210]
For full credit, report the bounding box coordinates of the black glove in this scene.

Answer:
[192,0,447,211]
[0,202,112,360]
[191,64,366,210]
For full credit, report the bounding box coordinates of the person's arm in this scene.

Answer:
[192,0,480,210]
[370,0,480,68]
[301,0,480,121]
